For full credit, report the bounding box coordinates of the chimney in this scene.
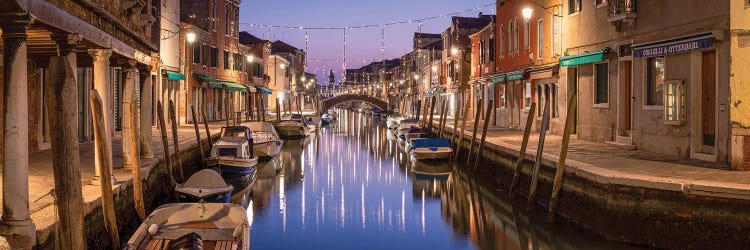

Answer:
[478,12,483,17]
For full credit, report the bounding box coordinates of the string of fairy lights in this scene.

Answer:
[240,2,497,84]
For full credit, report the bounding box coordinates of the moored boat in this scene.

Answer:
[124,203,250,250]
[207,126,259,190]
[175,169,234,203]
[396,119,420,137]
[246,122,283,159]
[277,114,312,138]
[409,138,453,160]
[321,113,333,125]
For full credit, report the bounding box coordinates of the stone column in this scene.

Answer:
[138,65,154,159]
[119,59,138,169]
[0,13,36,248]
[88,49,113,183]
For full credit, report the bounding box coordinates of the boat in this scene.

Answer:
[245,122,283,159]
[175,169,234,203]
[303,115,322,130]
[207,126,259,190]
[409,138,453,160]
[277,114,312,138]
[321,113,333,125]
[386,114,404,129]
[411,158,453,181]
[403,126,430,141]
[124,203,250,250]
[396,119,420,137]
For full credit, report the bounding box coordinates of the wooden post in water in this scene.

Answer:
[421,98,429,126]
[202,106,213,153]
[454,95,471,159]
[129,97,146,219]
[45,57,86,249]
[474,100,494,170]
[157,101,176,185]
[191,105,205,160]
[527,100,551,210]
[509,103,537,197]
[547,95,577,222]
[427,96,437,134]
[224,87,231,127]
[465,99,483,166]
[438,100,448,137]
[415,99,422,120]
[169,101,185,181]
[89,90,120,249]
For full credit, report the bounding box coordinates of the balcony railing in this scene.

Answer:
[608,0,637,21]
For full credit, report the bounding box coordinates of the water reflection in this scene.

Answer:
[231,110,636,250]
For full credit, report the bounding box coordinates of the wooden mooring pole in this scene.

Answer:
[202,106,213,153]
[191,105,205,160]
[415,99,422,120]
[421,98,429,126]
[527,100,551,210]
[547,95,577,222]
[465,99,483,166]
[427,95,437,134]
[157,101,176,185]
[438,100,448,137]
[129,96,146,219]
[276,98,282,122]
[454,94,471,159]
[169,100,185,182]
[509,103,537,197]
[90,90,120,249]
[473,100,494,170]
[45,57,86,249]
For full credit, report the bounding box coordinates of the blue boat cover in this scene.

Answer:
[410,138,451,150]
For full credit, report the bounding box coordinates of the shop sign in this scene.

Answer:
[634,33,714,57]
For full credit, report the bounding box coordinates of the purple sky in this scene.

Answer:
[239,0,495,84]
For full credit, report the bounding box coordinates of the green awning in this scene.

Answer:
[490,74,506,83]
[560,48,609,67]
[165,71,186,80]
[506,71,526,81]
[220,81,248,93]
[194,75,215,82]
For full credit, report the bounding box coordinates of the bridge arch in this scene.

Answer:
[321,94,390,112]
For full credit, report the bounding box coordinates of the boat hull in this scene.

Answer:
[254,141,283,159]
[410,147,453,160]
[277,125,310,138]
[207,157,258,190]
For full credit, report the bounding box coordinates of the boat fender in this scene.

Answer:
[148,224,159,235]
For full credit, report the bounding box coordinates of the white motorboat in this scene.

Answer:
[175,169,234,203]
[409,138,453,160]
[277,115,312,138]
[303,115,322,130]
[207,126,259,190]
[387,114,404,129]
[396,119,421,137]
[246,122,283,159]
[124,203,250,250]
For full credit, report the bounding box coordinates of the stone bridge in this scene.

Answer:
[321,94,390,112]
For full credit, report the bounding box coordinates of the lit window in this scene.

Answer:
[524,82,531,109]
[664,80,685,125]
[537,19,544,59]
[647,57,665,106]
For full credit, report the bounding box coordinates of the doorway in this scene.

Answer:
[700,50,717,152]
[512,82,522,128]
[618,61,633,140]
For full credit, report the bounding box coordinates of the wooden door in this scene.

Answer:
[701,50,716,148]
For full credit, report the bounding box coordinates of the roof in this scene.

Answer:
[414,32,442,39]
[452,14,495,29]
[421,39,444,50]
[239,32,267,45]
[271,40,302,54]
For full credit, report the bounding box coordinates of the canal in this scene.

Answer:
[234,110,641,249]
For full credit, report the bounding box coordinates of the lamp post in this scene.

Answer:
[186,32,196,123]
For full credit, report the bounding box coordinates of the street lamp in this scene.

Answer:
[522,7,534,20]
[186,32,196,43]
[451,47,459,56]
[280,63,286,69]
[246,55,254,63]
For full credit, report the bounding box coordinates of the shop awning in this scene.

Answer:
[215,81,248,93]
[255,86,273,95]
[505,71,526,81]
[490,75,506,83]
[194,74,216,83]
[165,71,186,80]
[560,48,609,67]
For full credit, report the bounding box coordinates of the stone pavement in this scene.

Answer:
[0,121,228,244]
[436,118,750,200]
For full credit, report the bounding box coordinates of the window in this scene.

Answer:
[225,5,230,35]
[664,80,685,125]
[235,11,240,37]
[234,53,242,71]
[499,84,506,108]
[514,18,520,52]
[478,40,485,64]
[523,19,530,51]
[596,0,607,5]
[223,50,229,70]
[524,82,531,109]
[211,0,216,30]
[211,47,219,67]
[537,19,544,59]
[192,42,201,64]
[508,20,513,54]
[595,63,609,104]
[647,57,665,106]
[488,37,495,62]
[537,85,544,117]
[552,17,559,57]
[202,44,209,65]
[500,25,505,58]
[569,0,582,14]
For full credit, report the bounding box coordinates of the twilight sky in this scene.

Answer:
[239,0,495,84]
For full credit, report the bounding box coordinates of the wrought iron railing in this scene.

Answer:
[608,0,636,17]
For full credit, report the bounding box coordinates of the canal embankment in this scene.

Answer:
[435,119,750,249]
[0,123,226,249]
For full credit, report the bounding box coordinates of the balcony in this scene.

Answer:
[608,0,636,22]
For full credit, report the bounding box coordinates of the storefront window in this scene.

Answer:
[664,80,685,125]
[524,82,531,109]
[647,57,665,106]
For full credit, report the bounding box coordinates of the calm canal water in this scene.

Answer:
[233,110,639,250]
